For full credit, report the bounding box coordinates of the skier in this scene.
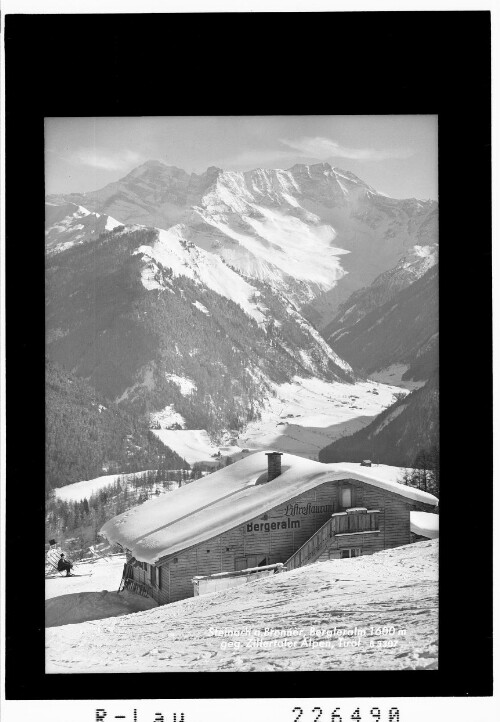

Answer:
[57,553,74,577]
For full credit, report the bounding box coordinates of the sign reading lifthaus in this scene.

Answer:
[246,503,334,533]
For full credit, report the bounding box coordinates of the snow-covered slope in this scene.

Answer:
[45,202,122,255]
[150,429,219,465]
[100,451,438,564]
[134,225,269,323]
[55,470,159,503]
[45,222,356,438]
[46,539,438,672]
[45,554,157,627]
[48,160,438,317]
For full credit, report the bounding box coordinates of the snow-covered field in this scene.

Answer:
[45,540,438,673]
[236,377,405,459]
[146,377,405,464]
[151,428,220,465]
[54,377,407,500]
[54,470,159,503]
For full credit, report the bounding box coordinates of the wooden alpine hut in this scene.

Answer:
[101,451,438,606]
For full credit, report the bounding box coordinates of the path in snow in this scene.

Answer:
[46,540,438,673]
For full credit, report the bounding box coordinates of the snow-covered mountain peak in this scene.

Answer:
[46,161,438,317]
[45,202,123,255]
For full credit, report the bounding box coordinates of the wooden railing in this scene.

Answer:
[122,577,152,598]
[332,509,380,536]
[285,509,380,571]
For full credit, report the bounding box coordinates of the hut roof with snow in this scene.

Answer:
[101,452,438,564]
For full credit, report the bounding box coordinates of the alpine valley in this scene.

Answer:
[46,160,439,485]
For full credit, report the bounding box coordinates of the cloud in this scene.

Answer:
[280,136,413,161]
[70,149,145,171]
[222,148,296,169]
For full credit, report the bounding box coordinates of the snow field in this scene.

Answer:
[54,470,161,503]
[45,540,438,673]
[237,376,407,459]
[151,429,219,465]
[144,375,407,466]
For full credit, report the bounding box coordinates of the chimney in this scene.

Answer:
[265,452,283,481]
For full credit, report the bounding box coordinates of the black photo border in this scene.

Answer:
[4,10,492,700]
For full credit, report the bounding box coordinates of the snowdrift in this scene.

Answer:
[411,511,439,539]
[45,589,157,627]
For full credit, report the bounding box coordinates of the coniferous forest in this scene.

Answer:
[45,468,203,557]
[45,360,189,493]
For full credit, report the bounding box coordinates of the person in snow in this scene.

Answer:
[57,553,74,576]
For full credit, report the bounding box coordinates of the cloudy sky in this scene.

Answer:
[45,115,438,199]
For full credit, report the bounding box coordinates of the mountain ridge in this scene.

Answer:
[47,161,438,321]
[45,224,355,441]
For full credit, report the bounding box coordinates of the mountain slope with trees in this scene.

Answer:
[46,361,188,492]
[318,372,439,467]
[323,265,438,381]
[46,225,354,441]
